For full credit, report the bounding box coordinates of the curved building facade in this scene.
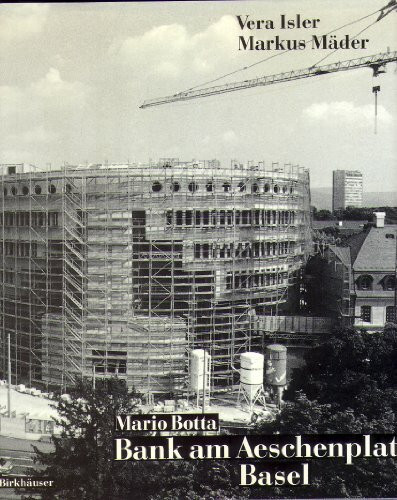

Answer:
[0,160,311,395]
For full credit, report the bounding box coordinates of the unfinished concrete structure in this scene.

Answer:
[0,160,311,396]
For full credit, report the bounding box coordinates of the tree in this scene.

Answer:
[253,325,397,498]
[284,326,397,425]
[20,378,248,500]
[19,378,139,500]
[312,208,335,221]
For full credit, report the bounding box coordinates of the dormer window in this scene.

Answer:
[357,275,373,291]
[383,275,396,291]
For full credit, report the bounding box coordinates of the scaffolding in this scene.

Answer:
[0,160,311,397]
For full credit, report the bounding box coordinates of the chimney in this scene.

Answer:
[373,212,385,228]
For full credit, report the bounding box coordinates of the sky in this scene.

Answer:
[0,1,396,192]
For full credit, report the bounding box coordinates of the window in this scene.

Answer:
[238,182,246,192]
[185,210,192,226]
[264,183,270,193]
[5,212,15,226]
[194,244,201,259]
[34,185,42,195]
[222,182,231,192]
[386,306,396,323]
[206,181,213,192]
[211,210,217,226]
[8,167,16,175]
[22,186,29,195]
[5,271,14,283]
[188,181,198,193]
[358,275,373,291]
[361,305,372,323]
[273,185,279,194]
[5,242,15,256]
[383,275,396,291]
[252,183,259,193]
[11,187,17,196]
[3,187,7,196]
[48,184,57,194]
[171,182,180,192]
[48,212,59,227]
[175,211,183,225]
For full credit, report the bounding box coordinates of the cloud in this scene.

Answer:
[0,4,49,41]
[0,68,89,119]
[32,68,87,104]
[303,101,393,127]
[112,15,239,78]
[0,69,89,161]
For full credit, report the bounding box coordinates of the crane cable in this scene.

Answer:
[311,18,380,67]
[179,5,386,94]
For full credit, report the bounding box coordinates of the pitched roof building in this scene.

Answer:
[306,212,397,330]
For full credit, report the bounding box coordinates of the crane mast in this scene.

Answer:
[140,51,397,109]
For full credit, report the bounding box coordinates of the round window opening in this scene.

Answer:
[238,182,246,192]
[152,181,163,193]
[283,186,288,193]
[189,182,199,193]
[22,186,29,195]
[35,185,42,195]
[273,185,279,194]
[49,184,57,194]
[264,183,270,193]
[11,187,17,196]
[171,182,180,192]
[252,183,259,193]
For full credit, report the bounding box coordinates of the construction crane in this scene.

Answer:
[140,51,397,109]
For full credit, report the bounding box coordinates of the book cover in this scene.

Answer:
[0,1,396,499]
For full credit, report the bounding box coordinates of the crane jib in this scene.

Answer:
[140,51,397,109]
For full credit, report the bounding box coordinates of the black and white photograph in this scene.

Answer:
[0,1,396,498]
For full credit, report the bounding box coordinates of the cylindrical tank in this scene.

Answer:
[190,349,211,393]
[240,352,264,401]
[265,344,287,386]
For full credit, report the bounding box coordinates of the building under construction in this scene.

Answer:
[0,160,311,397]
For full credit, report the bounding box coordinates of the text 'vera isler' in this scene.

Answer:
[236,15,369,51]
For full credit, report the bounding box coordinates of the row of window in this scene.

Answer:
[3,184,58,196]
[1,270,15,284]
[360,305,396,323]
[0,242,38,257]
[357,274,395,291]
[0,211,59,228]
[194,241,295,259]
[226,271,288,290]
[153,179,296,195]
[166,209,296,227]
